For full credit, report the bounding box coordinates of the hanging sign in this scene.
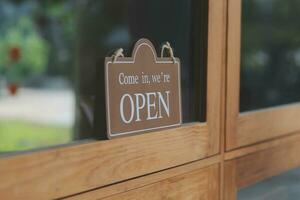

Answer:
[105,39,182,138]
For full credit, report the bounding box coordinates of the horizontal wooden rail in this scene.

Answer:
[0,123,212,200]
[233,103,300,148]
[65,156,220,200]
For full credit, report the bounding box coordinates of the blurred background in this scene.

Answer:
[0,0,76,152]
[241,0,300,112]
[0,0,205,153]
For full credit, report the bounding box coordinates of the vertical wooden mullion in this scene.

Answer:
[224,160,238,200]
[226,0,242,150]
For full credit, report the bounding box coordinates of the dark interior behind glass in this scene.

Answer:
[78,0,207,137]
[0,0,207,153]
[240,0,300,112]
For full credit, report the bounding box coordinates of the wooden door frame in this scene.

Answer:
[224,1,300,199]
[0,0,226,199]
[224,132,300,200]
[226,0,300,150]
[64,156,221,200]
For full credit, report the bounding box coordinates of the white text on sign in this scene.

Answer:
[120,91,170,124]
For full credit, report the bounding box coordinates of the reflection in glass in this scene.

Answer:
[0,0,76,153]
[238,167,300,200]
[0,0,206,153]
[79,0,207,136]
[240,0,300,112]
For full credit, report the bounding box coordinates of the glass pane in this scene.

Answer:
[238,167,300,200]
[79,0,207,136]
[240,0,300,112]
[0,0,77,153]
[0,0,207,153]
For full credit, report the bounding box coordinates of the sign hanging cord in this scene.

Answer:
[112,48,124,63]
[161,42,176,63]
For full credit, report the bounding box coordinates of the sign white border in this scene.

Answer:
[105,40,182,138]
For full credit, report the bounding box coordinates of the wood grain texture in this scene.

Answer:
[225,131,300,160]
[225,0,241,150]
[207,0,227,154]
[235,136,300,188]
[0,124,213,200]
[235,103,300,148]
[100,165,219,200]
[224,133,300,199]
[65,156,221,200]
[223,161,237,200]
[215,0,227,199]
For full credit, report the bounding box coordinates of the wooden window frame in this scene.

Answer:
[226,0,300,150]
[0,1,226,199]
[224,132,300,200]
[64,156,221,200]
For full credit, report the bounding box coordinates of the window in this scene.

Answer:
[0,0,210,153]
[78,0,208,138]
[0,0,77,153]
[226,0,300,150]
[0,0,226,199]
[240,0,300,112]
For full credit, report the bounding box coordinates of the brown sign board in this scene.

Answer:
[105,39,182,138]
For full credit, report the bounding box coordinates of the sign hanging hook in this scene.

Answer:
[112,48,124,63]
[161,42,176,63]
